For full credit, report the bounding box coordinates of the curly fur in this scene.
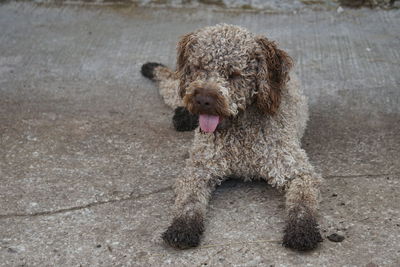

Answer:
[141,24,322,251]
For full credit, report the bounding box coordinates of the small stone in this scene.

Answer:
[7,247,17,253]
[332,193,338,197]
[337,6,344,13]
[96,244,101,248]
[327,233,345,242]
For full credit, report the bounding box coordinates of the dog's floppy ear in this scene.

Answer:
[177,32,196,98]
[255,36,293,115]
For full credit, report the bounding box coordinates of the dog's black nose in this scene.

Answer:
[195,94,215,109]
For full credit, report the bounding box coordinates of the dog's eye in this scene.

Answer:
[228,70,241,80]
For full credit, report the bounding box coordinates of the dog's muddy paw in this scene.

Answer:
[173,107,199,132]
[162,215,204,249]
[141,62,164,80]
[283,215,322,251]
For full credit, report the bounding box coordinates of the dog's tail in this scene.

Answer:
[141,62,182,109]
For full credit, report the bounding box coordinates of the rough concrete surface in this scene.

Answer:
[32,0,400,10]
[0,2,399,266]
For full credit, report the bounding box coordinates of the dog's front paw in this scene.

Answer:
[162,214,204,249]
[173,107,199,132]
[283,214,322,251]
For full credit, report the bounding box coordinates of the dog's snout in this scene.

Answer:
[185,85,228,117]
[195,94,215,109]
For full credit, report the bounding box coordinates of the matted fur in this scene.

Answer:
[141,24,322,251]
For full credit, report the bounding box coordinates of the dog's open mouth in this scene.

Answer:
[199,114,220,133]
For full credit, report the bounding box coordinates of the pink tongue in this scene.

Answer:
[199,114,220,133]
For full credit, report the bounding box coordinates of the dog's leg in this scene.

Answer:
[141,62,181,109]
[259,145,322,251]
[283,173,322,251]
[162,165,223,249]
[141,62,198,131]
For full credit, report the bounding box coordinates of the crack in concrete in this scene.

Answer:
[0,186,172,220]
[324,172,400,179]
[1,172,398,220]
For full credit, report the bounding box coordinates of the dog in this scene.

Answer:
[141,24,322,251]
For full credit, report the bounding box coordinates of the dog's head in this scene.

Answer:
[176,24,293,133]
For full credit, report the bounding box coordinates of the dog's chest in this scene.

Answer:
[194,121,275,175]
[220,126,272,174]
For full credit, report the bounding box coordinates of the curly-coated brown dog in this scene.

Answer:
[141,24,322,251]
